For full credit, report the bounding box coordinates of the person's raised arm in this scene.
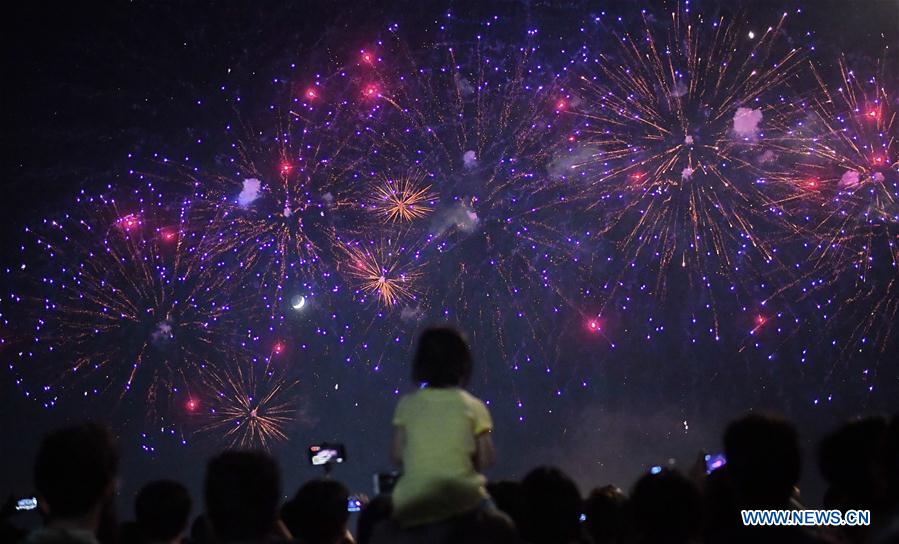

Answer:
[473,431,495,472]
[390,425,406,467]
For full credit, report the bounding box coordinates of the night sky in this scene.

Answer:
[2,0,898,514]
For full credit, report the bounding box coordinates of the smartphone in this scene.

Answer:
[347,496,363,513]
[704,453,726,474]
[15,497,38,511]
[308,443,346,466]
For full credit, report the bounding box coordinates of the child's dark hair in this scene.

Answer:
[412,326,473,387]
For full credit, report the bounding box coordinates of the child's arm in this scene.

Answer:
[473,431,495,471]
[390,425,406,466]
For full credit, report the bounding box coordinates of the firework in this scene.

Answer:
[565,7,808,338]
[791,58,897,225]
[143,77,376,319]
[370,171,437,224]
[780,57,899,364]
[344,26,593,382]
[193,355,300,449]
[2,185,247,419]
[8,4,899,447]
[339,237,423,307]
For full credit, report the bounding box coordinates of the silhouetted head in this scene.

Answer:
[486,480,527,531]
[724,413,800,508]
[584,485,627,544]
[630,468,702,544]
[412,326,473,387]
[818,416,888,510]
[135,480,191,542]
[204,450,281,542]
[282,478,349,544]
[521,466,583,544]
[34,422,118,520]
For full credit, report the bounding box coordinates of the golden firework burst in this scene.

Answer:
[341,241,422,307]
[372,173,437,223]
[195,359,300,450]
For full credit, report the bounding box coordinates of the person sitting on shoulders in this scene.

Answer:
[389,326,496,529]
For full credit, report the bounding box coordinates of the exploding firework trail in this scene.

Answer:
[154,82,377,319]
[6,8,899,437]
[773,56,899,368]
[4,186,246,420]
[129,55,438,398]
[565,7,808,339]
[336,29,601,410]
[193,354,300,449]
[370,171,438,224]
[339,237,423,308]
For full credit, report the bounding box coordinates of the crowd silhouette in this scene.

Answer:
[2,328,898,544]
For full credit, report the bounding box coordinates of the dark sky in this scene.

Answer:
[2,0,898,519]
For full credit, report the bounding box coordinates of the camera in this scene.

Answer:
[704,453,726,474]
[15,497,38,512]
[347,496,363,513]
[308,443,346,466]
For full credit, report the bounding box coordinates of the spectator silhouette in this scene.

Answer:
[486,481,526,533]
[445,507,517,544]
[714,412,832,544]
[701,465,739,543]
[356,496,391,544]
[204,450,289,543]
[188,514,212,544]
[520,466,584,544]
[135,480,191,544]
[26,422,119,544]
[281,479,352,544]
[871,412,899,544]
[583,485,626,544]
[818,416,888,544]
[887,413,899,509]
[819,416,888,511]
[725,413,801,510]
[628,469,701,544]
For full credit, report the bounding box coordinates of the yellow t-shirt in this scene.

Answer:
[391,387,493,526]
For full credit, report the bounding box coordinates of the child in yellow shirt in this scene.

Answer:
[389,327,496,527]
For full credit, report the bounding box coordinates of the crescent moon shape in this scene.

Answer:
[291,295,306,310]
